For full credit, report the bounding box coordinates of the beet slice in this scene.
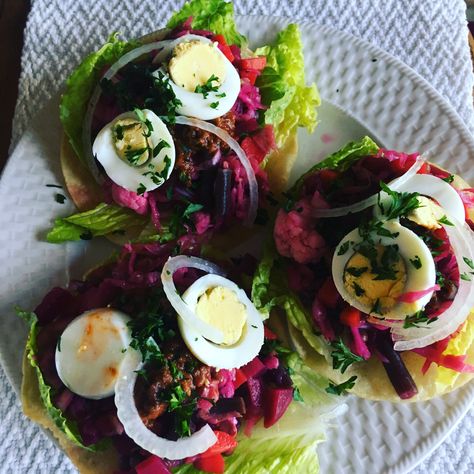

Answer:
[240,357,266,379]
[263,387,294,428]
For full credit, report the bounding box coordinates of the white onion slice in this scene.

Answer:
[161,255,227,344]
[392,219,474,351]
[312,154,426,218]
[115,349,217,460]
[174,116,258,225]
[82,40,173,180]
[386,173,465,223]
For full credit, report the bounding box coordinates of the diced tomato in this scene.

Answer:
[212,34,234,62]
[417,162,430,174]
[194,453,225,474]
[135,455,171,474]
[241,137,266,167]
[339,305,361,327]
[319,169,340,190]
[234,368,248,389]
[264,326,278,340]
[316,278,340,309]
[239,56,267,71]
[200,431,238,459]
[240,69,258,85]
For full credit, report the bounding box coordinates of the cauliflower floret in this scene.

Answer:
[274,198,326,264]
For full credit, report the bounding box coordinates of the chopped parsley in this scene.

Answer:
[293,386,304,402]
[436,271,446,288]
[330,339,363,374]
[215,92,226,98]
[378,182,421,219]
[153,139,171,157]
[136,183,147,195]
[143,156,172,186]
[403,310,438,329]
[54,193,67,204]
[409,255,422,269]
[338,241,352,256]
[325,375,358,395]
[183,203,204,219]
[352,282,365,297]
[45,183,62,189]
[345,266,368,277]
[57,337,61,352]
[210,101,219,109]
[442,174,455,183]
[194,74,220,98]
[461,273,472,282]
[438,215,453,226]
[371,298,382,314]
[463,257,474,270]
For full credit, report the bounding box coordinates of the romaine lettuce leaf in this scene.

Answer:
[167,0,245,46]
[252,242,326,355]
[256,24,320,147]
[291,136,380,194]
[46,202,147,243]
[19,310,96,450]
[60,34,138,164]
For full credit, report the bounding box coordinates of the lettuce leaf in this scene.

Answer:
[174,352,342,474]
[291,136,380,194]
[60,33,138,164]
[19,310,97,450]
[256,24,320,147]
[167,0,245,46]
[46,202,147,243]
[252,242,326,355]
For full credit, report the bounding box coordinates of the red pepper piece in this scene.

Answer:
[200,431,238,459]
[135,455,171,474]
[194,454,225,474]
[239,56,267,71]
[239,69,259,85]
[234,368,248,389]
[212,34,234,62]
[339,305,361,327]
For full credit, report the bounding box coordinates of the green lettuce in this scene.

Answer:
[174,352,340,474]
[60,34,138,163]
[18,309,99,450]
[167,0,245,46]
[256,24,320,147]
[291,136,380,194]
[252,242,326,355]
[46,202,147,243]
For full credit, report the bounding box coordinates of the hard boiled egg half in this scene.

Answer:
[332,220,437,320]
[178,275,265,369]
[92,109,175,194]
[152,34,241,120]
[55,308,132,399]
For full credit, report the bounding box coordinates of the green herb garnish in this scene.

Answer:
[194,74,220,98]
[378,182,421,219]
[442,174,454,183]
[330,339,363,374]
[409,255,422,269]
[438,215,453,226]
[403,310,438,329]
[325,376,358,395]
[345,266,368,277]
[55,193,67,204]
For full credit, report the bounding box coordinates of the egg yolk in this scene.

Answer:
[195,286,247,345]
[344,245,407,314]
[113,118,150,166]
[169,40,227,92]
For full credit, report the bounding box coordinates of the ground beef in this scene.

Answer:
[133,338,214,428]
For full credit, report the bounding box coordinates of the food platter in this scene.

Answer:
[0,15,473,473]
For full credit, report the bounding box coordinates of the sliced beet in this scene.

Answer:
[210,396,246,415]
[263,386,294,428]
[245,377,263,410]
[240,357,266,379]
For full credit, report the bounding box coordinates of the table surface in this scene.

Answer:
[1,1,473,473]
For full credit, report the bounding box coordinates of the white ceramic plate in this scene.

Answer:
[0,16,473,474]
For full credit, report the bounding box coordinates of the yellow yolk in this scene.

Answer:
[195,286,247,345]
[113,118,150,166]
[344,245,407,313]
[169,40,227,92]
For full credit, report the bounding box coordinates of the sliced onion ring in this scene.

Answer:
[115,349,217,460]
[161,255,227,344]
[82,39,173,180]
[312,154,426,218]
[174,116,258,225]
[391,219,474,350]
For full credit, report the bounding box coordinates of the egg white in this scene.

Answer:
[332,220,437,320]
[55,308,131,399]
[152,34,241,120]
[92,109,175,193]
[178,274,264,369]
